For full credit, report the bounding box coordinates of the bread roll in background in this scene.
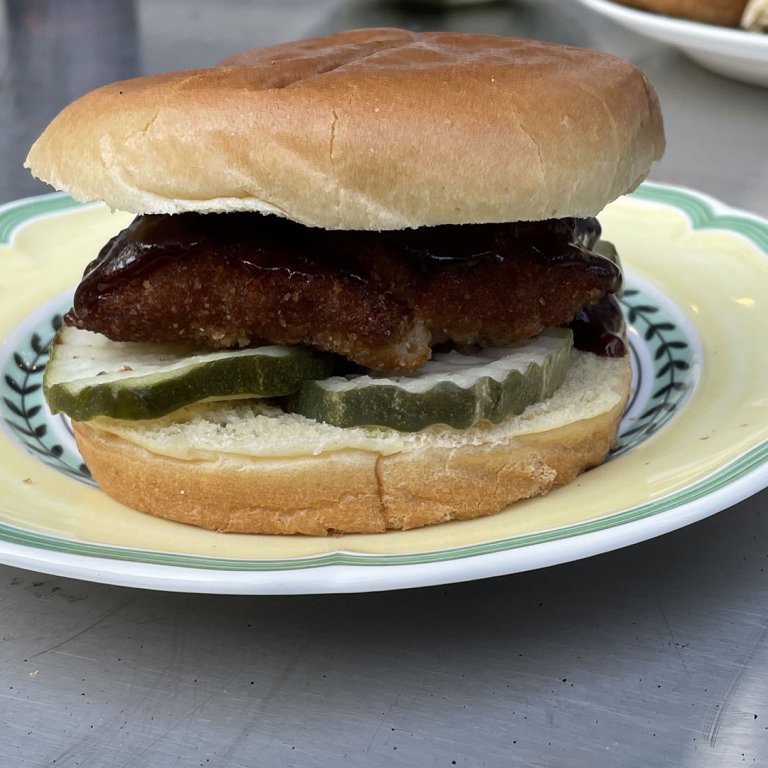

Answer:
[610,0,748,26]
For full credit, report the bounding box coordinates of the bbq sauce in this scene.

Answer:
[67,212,626,358]
[569,295,627,358]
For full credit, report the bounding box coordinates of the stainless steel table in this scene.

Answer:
[2,1,767,765]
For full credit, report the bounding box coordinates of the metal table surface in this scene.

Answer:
[1,1,768,766]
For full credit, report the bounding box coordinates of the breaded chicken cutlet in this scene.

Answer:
[65,213,620,373]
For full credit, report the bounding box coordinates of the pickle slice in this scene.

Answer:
[44,326,337,421]
[287,328,573,431]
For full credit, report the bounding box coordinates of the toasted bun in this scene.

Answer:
[72,352,630,535]
[611,0,747,26]
[25,28,664,230]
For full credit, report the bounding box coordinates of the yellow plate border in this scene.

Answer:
[1,182,767,592]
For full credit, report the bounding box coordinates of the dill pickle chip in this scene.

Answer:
[44,326,337,421]
[287,328,573,431]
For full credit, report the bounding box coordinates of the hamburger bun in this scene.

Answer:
[72,352,631,535]
[26,28,664,229]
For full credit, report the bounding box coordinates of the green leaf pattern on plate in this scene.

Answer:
[1,309,93,484]
[1,288,694,484]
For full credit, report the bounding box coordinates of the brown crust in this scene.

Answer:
[72,381,629,535]
[611,0,747,25]
[69,216,618,372]
[25,28,665,229]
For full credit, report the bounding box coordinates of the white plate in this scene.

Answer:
[1,182,768,593]
[573,0,768,86]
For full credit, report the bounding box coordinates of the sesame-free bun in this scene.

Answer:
[25,28,664,230]
[72,352,630,535]
[609,0,747,26]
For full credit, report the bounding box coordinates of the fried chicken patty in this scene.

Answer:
[65,213,620,372]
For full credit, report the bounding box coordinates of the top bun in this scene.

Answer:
[25,28,664,230]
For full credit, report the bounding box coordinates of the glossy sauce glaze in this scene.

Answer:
[67,212,626,360]
[570,296,626,358]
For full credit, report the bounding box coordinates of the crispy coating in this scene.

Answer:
[66,213,619,372]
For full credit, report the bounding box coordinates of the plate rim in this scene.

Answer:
[573,0,768,84]
[1,181,768,593]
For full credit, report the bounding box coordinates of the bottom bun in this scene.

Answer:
[73,352,631,535]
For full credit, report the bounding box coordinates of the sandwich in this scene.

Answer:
[25,28,665,535]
